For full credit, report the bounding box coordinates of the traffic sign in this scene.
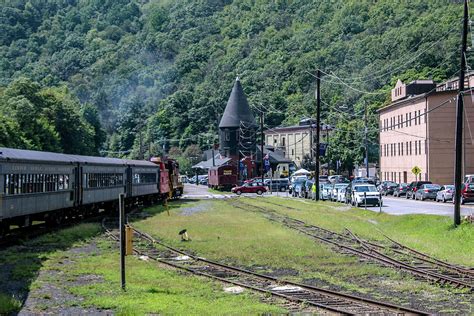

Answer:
[411,166,421,176]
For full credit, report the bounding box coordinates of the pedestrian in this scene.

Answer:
[311,182,317,200]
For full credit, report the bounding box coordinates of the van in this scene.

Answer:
[264,178,290,192]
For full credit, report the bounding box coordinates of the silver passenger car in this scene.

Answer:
[0,147,160,232]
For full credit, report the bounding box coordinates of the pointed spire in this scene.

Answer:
[219,77,256,128]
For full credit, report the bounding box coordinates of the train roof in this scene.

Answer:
[0,147,157,167]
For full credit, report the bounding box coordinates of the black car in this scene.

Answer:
[264,178,289,192]
[393,183,409,197]
[379,181,398,196]
[406,181,432,199]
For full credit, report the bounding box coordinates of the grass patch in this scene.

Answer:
[0,293,21,314]
[66,244,284,315]
[248,197,474,266]
[134,200,401,294]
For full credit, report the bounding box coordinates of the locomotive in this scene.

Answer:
[0,147,182,236]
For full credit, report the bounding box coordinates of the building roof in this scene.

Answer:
[0,147,156,167]
[219,77,256,128]
[192,156,232,170]
[377,88,456,113]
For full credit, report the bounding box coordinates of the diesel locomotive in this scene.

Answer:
[0,147,182,236]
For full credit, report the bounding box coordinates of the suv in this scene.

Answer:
[350,184,382,207]
[406,181,432,199]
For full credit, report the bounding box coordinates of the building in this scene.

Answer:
[218,77,257,161]
[378,75,474,184]
[264,119,332,167]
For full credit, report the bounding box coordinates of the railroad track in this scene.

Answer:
[101,218,428,315]
[231,198,474,292]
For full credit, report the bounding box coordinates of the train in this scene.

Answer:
[208,165,238,191]
[0,147,182,236]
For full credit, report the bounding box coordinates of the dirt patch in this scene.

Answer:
[180,202,212,216]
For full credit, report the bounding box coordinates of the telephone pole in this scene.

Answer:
[260,111,264,183]
[364,103,369,178]
[454,0,468,226]
[315,70,321,201]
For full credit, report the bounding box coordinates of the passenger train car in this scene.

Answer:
[0,147,181,235]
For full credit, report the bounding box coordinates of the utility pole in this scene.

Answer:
[364,103,369,178]
[119,193,126,291]
[315,70,321,201]
[260,111,264,183]
[454,0,468,226]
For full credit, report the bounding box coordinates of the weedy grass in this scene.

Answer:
[0,293,21,315]
[65,243,284,315]
[247,197,473,266]
[134,200,408,293]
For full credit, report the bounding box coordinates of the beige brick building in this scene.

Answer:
[379,75,474,184]
[264,119,331,167]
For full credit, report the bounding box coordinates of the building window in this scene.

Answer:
[406,113,409,127]
[418,110,421,125]
[281,137,286,146]
[406,142,409,155]
[415,140,418,155]
[409,141,412,155]
[419,140,422,155]
[225,131,230,141]
[401,143,404,156]
[424,108,427,124]
[414,112,418,125]
[291,149,294,156]
[409,112,412,126]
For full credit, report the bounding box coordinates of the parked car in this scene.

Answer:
[264,178,290,192]
[436,185,455,202]
[320,183,333,200]
[378,181,398,196]
[336,184,349,202]
[414,184,441,201]
[453,182,474,204]
[351,184,382,207]
[393,183,409,197]
[465,174,474,183]
[231,182,267,195]
[331,183,349,201]
[199,176,209,185]
[319,175,329,184]
[290,177,307,196]
[406,181,432,199]
[293,181,306,197]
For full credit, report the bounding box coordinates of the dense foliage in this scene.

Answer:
[0,0,469,169]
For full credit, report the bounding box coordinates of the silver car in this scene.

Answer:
[331,183,348,201]
[436,185,455,203]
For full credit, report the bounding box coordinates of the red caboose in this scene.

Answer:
[150,157,171,199]
[208,165,238,191]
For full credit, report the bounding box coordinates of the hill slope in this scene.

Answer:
[0,0,468,168]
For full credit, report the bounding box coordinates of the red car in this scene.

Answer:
[453,183,474,204]
[231,182,267,195]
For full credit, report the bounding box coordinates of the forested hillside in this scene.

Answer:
[0,0,468,170]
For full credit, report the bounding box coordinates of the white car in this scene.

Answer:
[336,184,349,202]
[332,183,348,201]
[351,184,382,207]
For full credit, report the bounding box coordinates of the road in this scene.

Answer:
[182,184,474,217]
[366,196,474,217]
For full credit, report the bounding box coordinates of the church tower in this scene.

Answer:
[219,77,256,161]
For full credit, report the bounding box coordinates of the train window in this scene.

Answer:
[86,173,124,188]
[133,173,157,184]
[3,173,71,195]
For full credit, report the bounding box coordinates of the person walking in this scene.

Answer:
[311,182,317,200]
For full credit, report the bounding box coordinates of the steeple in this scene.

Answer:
[219,77,256,128]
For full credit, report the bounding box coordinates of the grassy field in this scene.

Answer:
[133,198,473,313]
[246,197,474,266]
[0,223,284,315]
